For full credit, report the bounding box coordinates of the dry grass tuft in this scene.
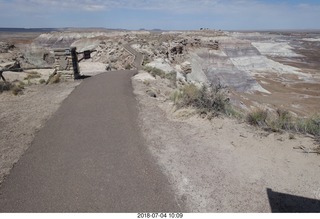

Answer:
[247,109,268,126]
[1,81,24,95]
[47,73,61,84]
[246,108,320,145]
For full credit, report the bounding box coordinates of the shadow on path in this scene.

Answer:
[267,188,320,213]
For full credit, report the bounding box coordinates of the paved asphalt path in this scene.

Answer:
[123,44,144,70]
[0,70,183,212]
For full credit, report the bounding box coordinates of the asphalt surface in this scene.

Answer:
[123,44,144,70]
[0,70,183,212]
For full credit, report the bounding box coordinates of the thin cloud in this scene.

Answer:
[5,0,320,13]
[1,0,320,29]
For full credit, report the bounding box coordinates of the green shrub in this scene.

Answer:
[267,109,294,131]
[171,89,184,104]
[276,109,293,130]
[174,84,200,107]
[142,57,150,66]
[225,105,244,119]
[144,66,166,78]
[173,83,230,117]
[166,71,177,88]
[246,108,320,143]
[247,109,268,126]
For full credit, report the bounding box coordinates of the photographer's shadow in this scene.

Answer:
[267,188,320,213]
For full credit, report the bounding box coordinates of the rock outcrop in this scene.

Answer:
[0,42,15,53]
[181,61,192,74]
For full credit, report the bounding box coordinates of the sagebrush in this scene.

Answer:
[172,83,231,117]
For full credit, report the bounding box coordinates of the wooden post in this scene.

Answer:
[70,47,80,79]
[0,70,6,82]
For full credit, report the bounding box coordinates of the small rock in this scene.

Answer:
[146,90,157,98]
[289,133,295,140]
[105,64,111,71]
[109,49,116,55]
[200,112,207,119]
[277,137,284,142]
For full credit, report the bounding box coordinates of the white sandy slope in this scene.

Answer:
[302,38,320,42]
[252,42,303,57]
[230,56,306,76]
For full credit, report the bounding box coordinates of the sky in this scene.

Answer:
[0,0,320,30]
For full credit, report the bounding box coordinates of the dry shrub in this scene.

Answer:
[39,79,46,84]
[247,108,320,144]
[47,73,61,84]
[296,115,320,137]
[11,85,23,95]
[267,109,294,131]
[247,109,268,126]
[173,83,230,117]
[1,81,24,95]
[0,81,12,93]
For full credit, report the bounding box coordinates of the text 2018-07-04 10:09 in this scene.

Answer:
[137,213,183,218]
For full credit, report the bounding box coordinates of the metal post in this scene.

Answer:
[70,47,80,79]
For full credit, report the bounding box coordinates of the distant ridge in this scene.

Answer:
[0,28,59,33]
[0,27,131,33]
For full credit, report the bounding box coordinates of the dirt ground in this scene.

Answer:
[132,72,320,212]
[0,81,80,185]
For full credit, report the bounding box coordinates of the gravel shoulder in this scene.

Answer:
[132,72,320,212]
[0,81,80,185]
